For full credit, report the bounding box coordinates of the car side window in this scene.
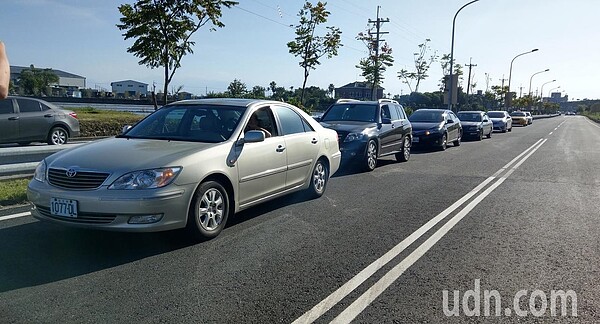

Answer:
[274,106,307,135]
[386,104,400,121]
[245,107,278,137]
[0,99,13,114]
[395,104,407,120]
[16,99,42,113]
[381,105,392,120]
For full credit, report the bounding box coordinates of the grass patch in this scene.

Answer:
[0,178,30,207]
[72,107,146,137]
[583,112,600,123]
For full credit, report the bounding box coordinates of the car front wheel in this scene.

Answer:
[48,127,68,145]
[363,140,378,171]
[187,181,230,240]
[453,131,462,146]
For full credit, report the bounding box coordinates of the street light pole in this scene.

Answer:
[547,86,560,98]
[506,48,538,109]
[528,69,549,96]
[539,79,556,103]
[448,0,480,112]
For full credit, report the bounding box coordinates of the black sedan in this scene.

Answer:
[457,111,493,141]
[409,109,462,151]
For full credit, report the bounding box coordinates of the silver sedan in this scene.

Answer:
[28,99,341,240]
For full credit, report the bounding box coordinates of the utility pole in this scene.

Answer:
[519,85,524,98]
[465,57,477,96]
[368,6,389,100]
[484,73,490,93]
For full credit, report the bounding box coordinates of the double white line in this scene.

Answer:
[294,138,548,324]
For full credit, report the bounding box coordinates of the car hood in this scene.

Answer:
[319,121,377,133]
[45,137,222,171]
[460,121,482,127]
[410,122,443,131]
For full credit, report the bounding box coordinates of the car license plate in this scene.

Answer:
[412,137,420,143]
[50,198,78,218]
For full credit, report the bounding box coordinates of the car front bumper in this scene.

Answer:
[412,132,444,147]
[27,180,197,232]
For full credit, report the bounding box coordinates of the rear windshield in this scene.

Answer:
[511,112,526,117]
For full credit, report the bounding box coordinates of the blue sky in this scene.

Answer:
[2,0,599,100]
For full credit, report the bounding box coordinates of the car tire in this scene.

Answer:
[439,133,447,151]
[502,126,507,133]
[47,126,68,145]
[477,130,483,141]
[395,136,411,162]
[486,129,492,138]
[508,126,512,132]
[306,159,328,199]
[186,181,230,241]
[363,140,378,171]
[453,131,461,146]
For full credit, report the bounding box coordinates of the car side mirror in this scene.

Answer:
[239,130,265,144]
[122,125,132,134]
[381,117,392,124]
[446,119,454,124]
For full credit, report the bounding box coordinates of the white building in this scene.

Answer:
[110,80,148,98]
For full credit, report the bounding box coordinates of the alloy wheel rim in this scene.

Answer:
[53,131,66,145]
[367,141,377,169]
[313,162,326,193]
[404,138,411,159]
[198,188,224,231]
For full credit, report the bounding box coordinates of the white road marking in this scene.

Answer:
[330,139,547,323]
[586,118,600,129]
[0,211,31,221]
[293,139,546,324]
[549,132,553,135]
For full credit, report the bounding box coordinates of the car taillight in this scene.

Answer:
[69,112,78,119]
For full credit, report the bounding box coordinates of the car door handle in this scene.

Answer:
[311,138,318,144]
[276,145,286,152]
[44,114,53,118]
[8,116,19,121]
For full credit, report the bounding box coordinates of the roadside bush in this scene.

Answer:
[73,108,145,137]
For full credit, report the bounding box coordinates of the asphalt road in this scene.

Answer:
[0,115,598,323]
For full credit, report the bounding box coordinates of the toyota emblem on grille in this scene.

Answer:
[65,168,77,178]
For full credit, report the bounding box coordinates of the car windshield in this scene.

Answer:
[321,104,377,122]
[457,113,482,122]
[487,112,505,118]
[511,112,526,117]
[121,104,246,143]
[409,110,444,123]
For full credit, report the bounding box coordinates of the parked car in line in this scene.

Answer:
[318,98,412,171]
[409,109,462,151]
[487,110,512,133]
[0,96,80,145]
[28,99,341,240]
[457,111,493,141]
[524,111,533,125]
[510,111,529,126]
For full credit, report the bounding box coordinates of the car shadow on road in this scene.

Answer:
[0,221,195,293]
[0,190,322,293]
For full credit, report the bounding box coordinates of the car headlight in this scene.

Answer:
[33,160,47,183]
[344,132,367,142]
[108,167,182,190]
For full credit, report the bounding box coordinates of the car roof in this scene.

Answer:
[415,108,449,113]
[457,111,485,114]
[165,98,289,108]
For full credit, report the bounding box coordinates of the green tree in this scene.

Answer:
[327,83,335,98]
[227,79,247,97]
[251,85,266,99]
[439,53,463,91]
[117,0,237,107]
[356,28,394,98]
[397,39,437,93]
[18,65,59,96]
[269,81,277,96]
[287,1,342,105]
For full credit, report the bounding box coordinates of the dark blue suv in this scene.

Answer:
[318,99,412,171]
